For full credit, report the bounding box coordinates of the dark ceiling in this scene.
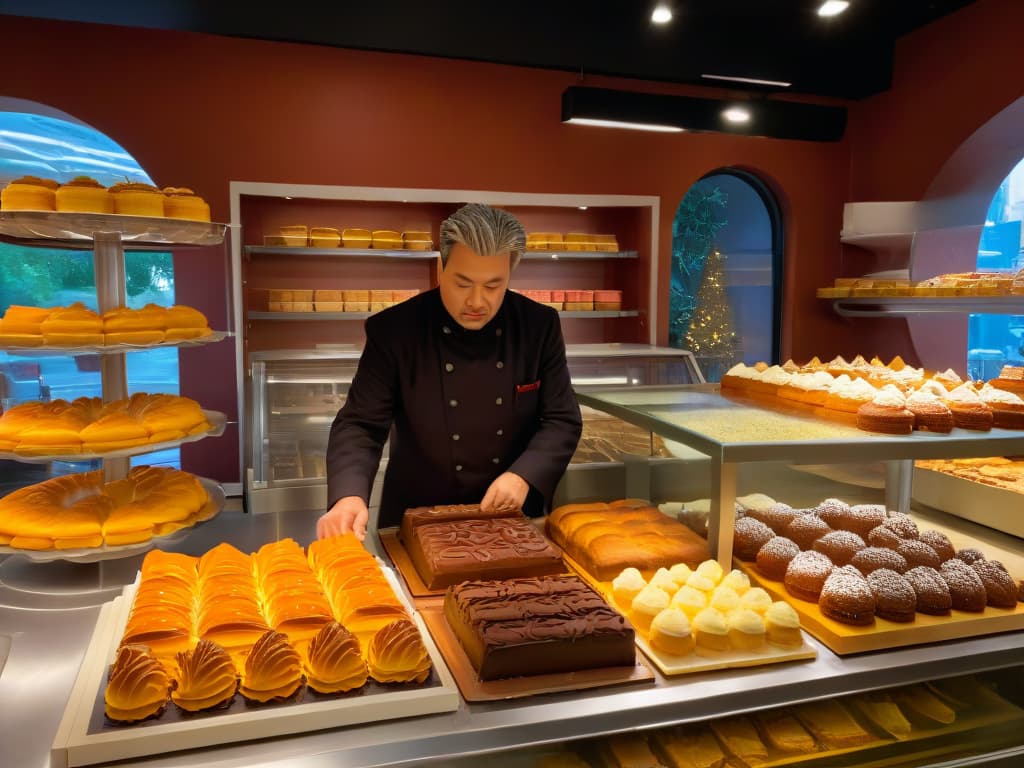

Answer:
[0,0,978,100]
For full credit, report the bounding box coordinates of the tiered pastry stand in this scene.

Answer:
[0,211,232,606]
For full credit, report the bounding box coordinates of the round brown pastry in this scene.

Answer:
[956,547,986,565]
[918,530,956,563]
[784,550,835,602]
[819,565,876,626]
[784,514,833,551]
[813,530,866,567]
[904,566,952,615]
[845,504,888,539]
[756,536,801,581]
[971,560,1018,608]
[867,525,903,550]
[939,559,987,612]
[746,503,800,535]
[814,498,851,529]
[882,513,920,540]
[850,547,908,576]
[896,540,942,570]
[857,399,914,434]
[733,516,776,561]
[867,568,917,622]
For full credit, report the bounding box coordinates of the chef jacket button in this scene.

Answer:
[496,328,503,337]
[496,361,504,369]
[492,458,500,464]
[443,325,451,334]
[445,362,454,372]
[496,429,503,436]
[449,399,458,407]
[495,397,503,405]
[452,433,460,441]
[455,464,463,471]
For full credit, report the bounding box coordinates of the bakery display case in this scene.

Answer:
[245,344,702,514]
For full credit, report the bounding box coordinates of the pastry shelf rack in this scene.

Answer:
[520,250,639,260]
[244,245,440,260]
[247,310,640,321]
[831,295,1024,317]
[573,383,1024,568]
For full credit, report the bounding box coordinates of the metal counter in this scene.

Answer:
[3,502,1024,768]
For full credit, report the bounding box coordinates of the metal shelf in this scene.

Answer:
[249,310,639,321]
[833,296,1024,317]
[520,250,638,260]
[244,245,438,260]
[0,210,227,249]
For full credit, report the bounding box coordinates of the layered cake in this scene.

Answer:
[444,574,635,680]
[404,514,564,590]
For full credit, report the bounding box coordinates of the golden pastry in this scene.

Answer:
[0,175,58,210]
[648,607,695,656]
[303,621,369,694]
[104,644,170,722]
[110,181,164,217]
[171,639,239,712]
[162,187,211,221]
[55,176,112,213]
[240,630,304,703]
[366,618,432,684]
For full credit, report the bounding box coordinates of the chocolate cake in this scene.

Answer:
[444,574,635,680]
[405,517,564,590]
[399,504,521,545]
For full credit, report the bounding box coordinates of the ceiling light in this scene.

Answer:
[817,1,850,17]
[651,5,672,24]
[701,74,792,88]
[578,206,588,210]
[564,117,684,133]
[722,107,751,124]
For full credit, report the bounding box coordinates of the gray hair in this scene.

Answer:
[439,203,526,268]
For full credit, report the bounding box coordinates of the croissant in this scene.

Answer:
[240,630,303,702]
[104,644,171,722]
[304,622,369,694]
[171,639,238,712]
[366,619,432,684]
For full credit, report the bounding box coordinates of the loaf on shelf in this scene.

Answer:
[0,302,214,347]
[267,288,419,313]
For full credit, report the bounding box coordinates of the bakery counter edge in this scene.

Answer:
[4,506,1024,768]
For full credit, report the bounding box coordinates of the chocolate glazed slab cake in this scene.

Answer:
[400,505,564,590]
[444,575,636,680]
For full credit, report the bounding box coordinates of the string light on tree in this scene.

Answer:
[685,248,737,370]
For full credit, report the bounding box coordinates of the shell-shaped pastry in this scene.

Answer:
[171,639,238,711]
[104,644,170,722]
[304,622,368,693]
[240,630,303,702]
[366,619,432,684]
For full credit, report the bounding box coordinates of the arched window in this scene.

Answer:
[669,171,782,381]
[0,100,181,481]
[967,158,1024,379]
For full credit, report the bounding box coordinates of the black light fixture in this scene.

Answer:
[561,86,847,142]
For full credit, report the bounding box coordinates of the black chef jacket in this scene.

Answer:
[326,288,582,529]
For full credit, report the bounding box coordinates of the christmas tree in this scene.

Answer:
[685,248,738,381]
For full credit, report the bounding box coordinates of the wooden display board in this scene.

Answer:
[51,573,460,767]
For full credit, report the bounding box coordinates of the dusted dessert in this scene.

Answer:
[240,630,304,702]
[366,618,432,684]
[171,639,239,712]
[444,574,634,680]
[303,621,369,693]
[105,644,171,723]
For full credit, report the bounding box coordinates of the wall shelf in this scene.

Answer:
[520,250,638,260]
[832,296,1024,317]
[244,246,439,260]
[248,310,641,321]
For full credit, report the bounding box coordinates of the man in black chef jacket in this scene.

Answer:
[317,203,582,540]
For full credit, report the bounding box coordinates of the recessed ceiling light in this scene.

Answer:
[564,117,684,133]
[817,1,850,17]
[701,74,792,88]
[651,5,672,24]
[578,206,588,210]
[722,107,751,124]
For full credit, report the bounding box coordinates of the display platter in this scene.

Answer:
[51,571,459,767]
[0,409,227,464]
[0,476,226,563]
[913,464,1024,539]
[564,553,819,677]
[738,562,1024,655]
[0,331,229,355]
[0,210,228,247]
[418,605,653,702]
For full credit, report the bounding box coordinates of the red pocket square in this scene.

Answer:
[516,380,541,393]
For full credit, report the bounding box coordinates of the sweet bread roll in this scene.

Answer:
[104,644,171,723]
[303,621,368,694]
[39,302,103,346]
[651,725,725,768]
[849,693,912,739]
[366,618,432,684]
[753,709,817,754]
[603,734,663,768]
[240,630,304,702]
[709,717,768,766]
[171,639,239,712]
[794,699,874,749]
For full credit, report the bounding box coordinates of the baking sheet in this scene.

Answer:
[418,604,653,702]
[737,561,1024,656]
[51,567,460,767]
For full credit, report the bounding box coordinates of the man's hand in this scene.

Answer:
[317,496,369,541]
[480,472,529,513]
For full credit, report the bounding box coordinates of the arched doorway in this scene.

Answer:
[669,170,782,381]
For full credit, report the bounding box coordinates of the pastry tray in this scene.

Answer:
[737,561,1024,655]
[912,464,1024,539]
[0,210,228,247]
[565,553,818,676]
[0,476,225,563]
[0,409,227,463]
[51,564,460,767]
[0,330,229,355]
[418,604,653,702]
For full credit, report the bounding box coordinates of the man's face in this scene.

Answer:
[439,242,511,330]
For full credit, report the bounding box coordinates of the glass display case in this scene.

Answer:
[245,343,703,513]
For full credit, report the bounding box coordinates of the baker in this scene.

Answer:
[317,203,582,540]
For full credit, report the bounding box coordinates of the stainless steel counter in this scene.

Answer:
[4,501,1024,768]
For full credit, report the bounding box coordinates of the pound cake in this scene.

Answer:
[444,574,635,680]
[405,515,564,590]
